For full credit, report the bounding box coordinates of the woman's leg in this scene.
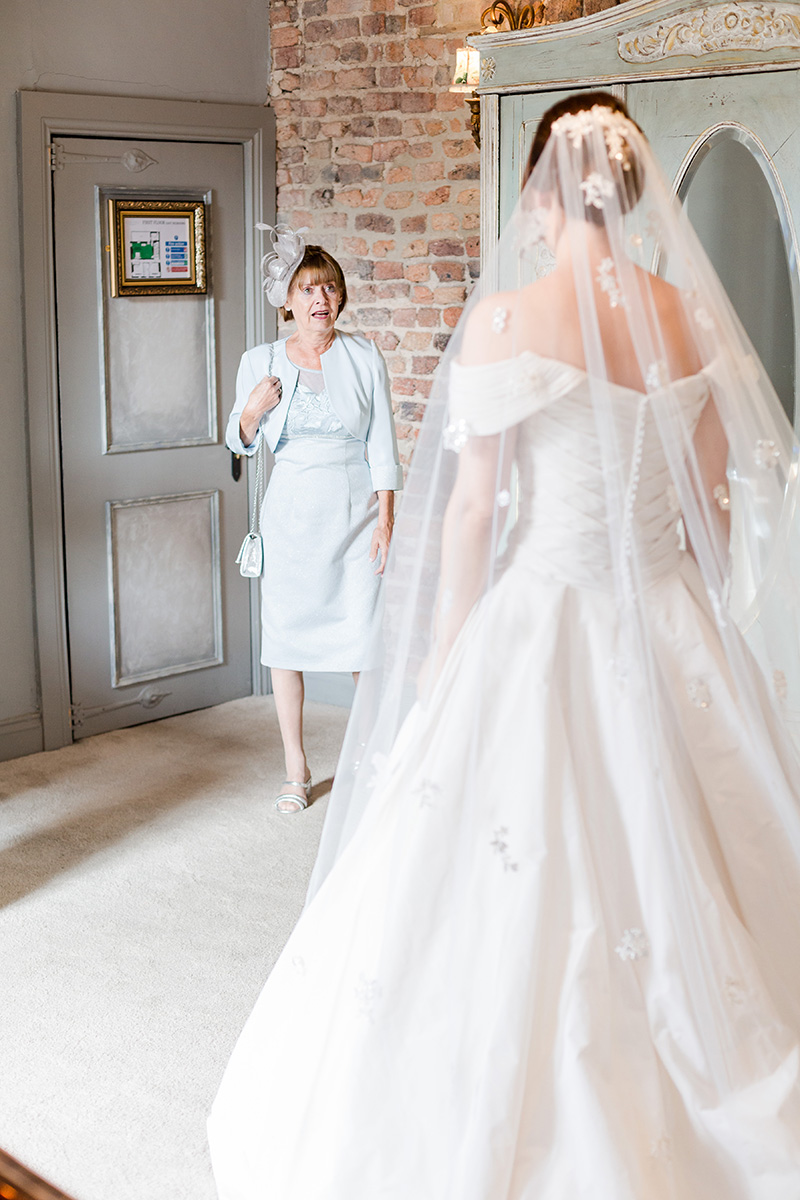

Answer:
[271,668,311,807]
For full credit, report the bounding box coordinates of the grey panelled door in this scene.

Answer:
[53,138,251,738]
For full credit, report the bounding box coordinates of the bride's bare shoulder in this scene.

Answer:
[459,282,553,367]
[645,271,704,375]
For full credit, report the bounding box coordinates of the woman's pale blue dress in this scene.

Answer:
[259,364,380,671]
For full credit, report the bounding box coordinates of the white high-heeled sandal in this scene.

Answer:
[274,777,312,814]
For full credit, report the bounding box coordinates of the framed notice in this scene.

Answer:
[108,199,207,296]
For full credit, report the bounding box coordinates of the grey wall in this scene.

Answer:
[0,0,269,753]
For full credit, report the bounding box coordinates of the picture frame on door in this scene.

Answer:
[108,198,207,296]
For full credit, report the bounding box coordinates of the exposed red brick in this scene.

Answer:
[385,191,414,209]
[340,41,369,62]
[335,67,377,88]
[355,213,396,233]
[399,92,436,112]
[374,260,404,279]
[402,65,436,87]
[432,260,464,281]
[338,143,374,162]
[378,66,404,87]
[421,185,450,206]
[428,238,464,256]
[305,19,335,40]
[377,117,403,137]
[442,138,474,159]
[402,238,429,256]
[373,331,401,351]
[400,215,427,233]
[448,163,480,181]
[404,263,430,282]
[272,24,301,46]
[393,377,418,396]
[433,283,467,304]
[373,139,410,161]
[338,187,382,207]
[401,331,432,349]
[417,307,440,327]
[443,306,462,328]
[355,307,391,326]
[361,12,387,32]
[305,70,334,91]
[274,47,300,69]
[375,281,411,298]
[328,96,364,114]
[544,0,582,19]
[434,91,462,111]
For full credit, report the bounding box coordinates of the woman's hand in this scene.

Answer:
[370,490,395,576]
[239,375,283,447]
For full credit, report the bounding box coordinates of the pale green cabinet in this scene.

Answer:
[474,0,800,425]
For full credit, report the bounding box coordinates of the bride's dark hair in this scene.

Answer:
[523,90,645,220]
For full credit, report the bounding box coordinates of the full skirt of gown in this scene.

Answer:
[208,544,800,1199]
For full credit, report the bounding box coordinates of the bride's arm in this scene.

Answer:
[690,393,731,553]
[419,428,516,695]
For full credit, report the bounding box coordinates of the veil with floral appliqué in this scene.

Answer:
[307,98,800,1117]
[314,98,800,877]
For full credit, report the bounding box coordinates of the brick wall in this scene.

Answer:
[269,0,622,464]
[270,0,484,464]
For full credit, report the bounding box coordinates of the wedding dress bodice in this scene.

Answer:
[450,352,710,591]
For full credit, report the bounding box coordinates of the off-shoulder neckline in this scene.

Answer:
[452,348,709,400]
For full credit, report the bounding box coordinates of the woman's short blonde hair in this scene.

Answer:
[281,245,347,322]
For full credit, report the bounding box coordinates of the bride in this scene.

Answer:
[208,93,800,1198]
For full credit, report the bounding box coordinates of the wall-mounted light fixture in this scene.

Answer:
[451,2,544,149]
[449,41,482,149]
[480,0,544,31]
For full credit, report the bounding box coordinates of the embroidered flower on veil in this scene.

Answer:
[580,172,615,210]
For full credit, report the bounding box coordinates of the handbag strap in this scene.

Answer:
[249,341,274,537]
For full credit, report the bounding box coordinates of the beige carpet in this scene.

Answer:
[0,696,350,1200]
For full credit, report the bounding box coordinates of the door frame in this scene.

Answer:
[19,90,276,750]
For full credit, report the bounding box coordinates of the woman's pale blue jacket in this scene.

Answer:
[225,331,403,493]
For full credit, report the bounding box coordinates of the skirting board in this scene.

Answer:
[0,711,44,762]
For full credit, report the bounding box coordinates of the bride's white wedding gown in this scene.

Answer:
[208,352,800,1200]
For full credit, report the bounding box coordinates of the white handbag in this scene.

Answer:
[235,345,272,578]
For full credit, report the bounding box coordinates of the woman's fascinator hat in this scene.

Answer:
[256,222,309,308]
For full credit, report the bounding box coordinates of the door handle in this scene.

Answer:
[231,452,242,482]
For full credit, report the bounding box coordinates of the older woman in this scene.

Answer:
[226,230,402,813]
